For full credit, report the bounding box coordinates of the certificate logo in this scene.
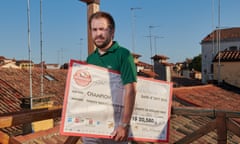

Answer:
[73,70,92,87]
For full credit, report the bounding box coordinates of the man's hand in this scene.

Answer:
[110,126,129,142]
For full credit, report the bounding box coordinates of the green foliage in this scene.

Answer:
[189,54,201,72]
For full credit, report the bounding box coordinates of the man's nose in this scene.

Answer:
[96,30,103,36]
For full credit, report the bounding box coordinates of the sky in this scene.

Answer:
[1,0,240,65]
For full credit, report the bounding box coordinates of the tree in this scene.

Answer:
[189,54,201,72]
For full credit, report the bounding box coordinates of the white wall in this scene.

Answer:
[201,40,240,83]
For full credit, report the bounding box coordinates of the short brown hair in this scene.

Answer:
[88,11,115,30]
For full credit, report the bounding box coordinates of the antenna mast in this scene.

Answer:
[40,0,44,97]
[27,0,33,109]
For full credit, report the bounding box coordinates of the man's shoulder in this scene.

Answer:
[113,42,130,52]
[86,51,97,62]
[115,45,131,55]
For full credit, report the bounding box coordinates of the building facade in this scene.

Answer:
[201,27,240,84]
[212,50,240,88]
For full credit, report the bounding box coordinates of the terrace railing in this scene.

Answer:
[0,107,240,144]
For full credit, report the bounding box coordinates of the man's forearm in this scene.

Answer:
[121,82,137,124]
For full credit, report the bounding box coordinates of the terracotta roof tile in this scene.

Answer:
[170,83,240,143]
[1,69,240,143]
[138,69,158,78]
[0,68,68,107]
[131,53,142,58]
[173,84,240,111]
[136,61,152,68]
[151,54,169,60]
[0,68,67,138]
[0,79,24,114]
[201,27,240,43]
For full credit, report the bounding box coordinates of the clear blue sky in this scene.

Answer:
[1,0,240,64]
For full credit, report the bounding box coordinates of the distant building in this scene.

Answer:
[151,54,172,82]
[191,70,202,80]
[0,56,62,70]
[137,61,156,78]
[46,64,61,69]
[132,53,173,80]
[132,53,156,78]
[201,27,240,84]
[0,56,19,69]
[131,53,141,64]
[16,60,34,69]
[173,62,184,76]
[212,50,240,88]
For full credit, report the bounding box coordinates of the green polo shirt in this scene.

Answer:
[87,41,137,85]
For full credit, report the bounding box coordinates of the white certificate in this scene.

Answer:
[60,59,172,143]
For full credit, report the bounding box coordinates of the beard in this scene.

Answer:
[93,35,112,49]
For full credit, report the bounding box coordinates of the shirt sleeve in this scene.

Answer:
[120,50,137,85]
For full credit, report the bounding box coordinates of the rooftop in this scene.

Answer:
[201,27,240,43]
[0,69,240,143]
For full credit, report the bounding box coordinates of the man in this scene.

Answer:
[82,11,137,144]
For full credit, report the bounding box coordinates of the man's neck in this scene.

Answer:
[98,49,106,55]
[98,41,114,55]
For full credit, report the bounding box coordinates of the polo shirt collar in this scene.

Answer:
[95,41,119,55]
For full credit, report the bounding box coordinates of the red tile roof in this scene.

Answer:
[173,84,240,111]
[138,69,158,78]
[151,54,169,60]
[172,76,203,87]
[0,68,68,107]
[10,83,240,144]
[0,68,68,137]
[136,61,152,69]
[0,56,6,60]
[0,79,24,114]
[1,69,240,143]
[201,27,240,43]
[131,53,142,58]
[171,84,240,143]
[0,78,24,136]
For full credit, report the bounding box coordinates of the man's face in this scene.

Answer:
[90,18,114,49]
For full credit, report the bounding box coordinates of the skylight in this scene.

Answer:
[44,74,55,81]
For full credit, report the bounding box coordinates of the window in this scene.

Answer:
[210,64,213,73]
